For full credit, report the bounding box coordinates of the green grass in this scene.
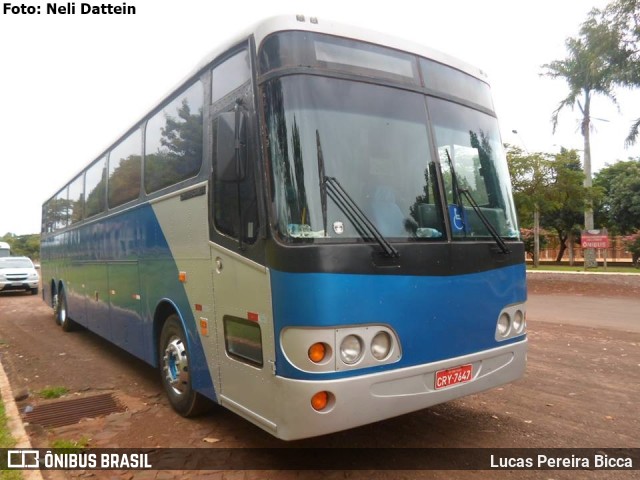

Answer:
[0,402,16,448]
[527,264,640,274]
[38,386,69,399]
[50,436,89,451]
[0,402,23,480]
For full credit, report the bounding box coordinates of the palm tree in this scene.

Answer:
[541,33,619,267]
[627,118,640,145]
[587,0,640,145]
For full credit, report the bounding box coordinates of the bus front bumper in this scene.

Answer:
[269,338,527,440]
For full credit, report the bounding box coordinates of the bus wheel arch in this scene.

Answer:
[157,309,210,417]
[152,300,181,366]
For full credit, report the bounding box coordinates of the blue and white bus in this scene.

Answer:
[41,15,526,440]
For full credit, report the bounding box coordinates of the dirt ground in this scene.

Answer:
[0,272,638,479]
[527,270,640,298]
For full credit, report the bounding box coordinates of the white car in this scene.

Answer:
[0,256,39,295]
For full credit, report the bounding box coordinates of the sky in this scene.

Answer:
[1,0,639,235]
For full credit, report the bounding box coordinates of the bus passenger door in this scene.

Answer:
[210,246,276,434]
[208,50,275,431]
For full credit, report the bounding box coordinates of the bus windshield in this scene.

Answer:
[264,75,519,243]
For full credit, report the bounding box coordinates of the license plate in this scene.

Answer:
[435,364,473,390]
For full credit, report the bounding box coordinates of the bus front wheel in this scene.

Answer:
[159,315,209,417]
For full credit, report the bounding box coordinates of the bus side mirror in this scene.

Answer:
[216,109,247,182]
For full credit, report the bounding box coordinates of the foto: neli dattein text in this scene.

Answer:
[3,3,136,14]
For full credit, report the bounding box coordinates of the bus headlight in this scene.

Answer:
[512,310,524,333]
[339,335,363,365]
[371,331,392,360]
[495,304,526,341]
[497,312,511,337]
[281,325,401,372]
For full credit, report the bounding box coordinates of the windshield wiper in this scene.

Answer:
[444,149,510,254]
[459,188,510,254]
[444,149,465,218]
[324,176,400,258]
[316,130,329,236]
[316,131,399,258]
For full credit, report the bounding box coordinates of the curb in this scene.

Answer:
[527,270,640,276]
[0,358,44,480]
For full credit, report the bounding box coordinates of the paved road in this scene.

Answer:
[528,294,640,333]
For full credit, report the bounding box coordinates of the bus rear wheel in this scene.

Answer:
[159,315,209,417]
[56,289,74,332]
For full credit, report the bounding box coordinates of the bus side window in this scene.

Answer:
[85,156,107,218]
[145,81,204,194]
[213,108,258,245]
[68,174,85,225]
[211,49,259,247]
[53,187,69,231]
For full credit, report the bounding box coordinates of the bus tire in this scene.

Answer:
[52,289,60,325]
[57,289,74,332]
[159,315,209,417]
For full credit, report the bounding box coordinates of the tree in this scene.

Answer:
[520,228,549,260]
[541,25,620,267]
[506,145,554,267]
[622,231,640,266]
[0,233,40,260]
[542,149,590,263]
[594,158,640,233]
[584,0,640,145]
[507,147,596,264]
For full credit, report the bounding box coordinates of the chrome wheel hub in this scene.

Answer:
[162,335,189,396]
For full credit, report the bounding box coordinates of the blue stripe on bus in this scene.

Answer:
[270,263,526,380]
[49,203,216,401]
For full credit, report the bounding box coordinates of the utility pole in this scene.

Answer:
[582,117,597,268]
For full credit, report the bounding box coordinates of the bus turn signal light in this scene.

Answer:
[308,342,326,363]
[311,391,329,411]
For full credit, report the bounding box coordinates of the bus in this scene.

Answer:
[0,242,9,257]
[40,15,527,441]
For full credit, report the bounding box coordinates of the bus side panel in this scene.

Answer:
[147,185,217,401]
[92,205,167,366]
[270,263,526,380]
[108,261,143,355]
[66,262,87,328]
[41,191,217,402]
[84,262,110,339]
[65,230,87,327]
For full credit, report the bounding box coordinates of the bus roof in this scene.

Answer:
[197,14,489,84]
[159,14,491,124]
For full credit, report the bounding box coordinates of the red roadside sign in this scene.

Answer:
[581,230,609,249]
